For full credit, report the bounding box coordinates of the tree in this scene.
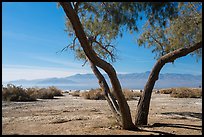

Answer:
[58,2,180,130]
[59,2,136,130]
[135,2,202,125]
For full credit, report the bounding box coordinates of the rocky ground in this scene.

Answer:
[2,92,202,135]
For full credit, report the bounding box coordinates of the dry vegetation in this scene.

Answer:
[159,87,202,98]
[69,87,202,101]
[2,84,36,102]
[2,85,201,102]
[2,84,64,101]
[69,88,142,101]
[81,88,106,100]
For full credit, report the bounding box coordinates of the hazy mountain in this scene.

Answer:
[3,71,202,90]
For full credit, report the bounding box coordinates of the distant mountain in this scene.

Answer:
[3,71,202,90]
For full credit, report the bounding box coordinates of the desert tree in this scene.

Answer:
[135,2,202,125]
[58,2,179,130]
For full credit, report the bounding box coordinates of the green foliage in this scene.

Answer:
[137,2,202,60]
[61,2,179,64]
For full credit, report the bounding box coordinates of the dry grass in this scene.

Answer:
[122,89,142,100]
[159,88,174,94]
[34,88,55,99]
[81,88,106,100]
[2,84,64,101]
[69,90,81,97]
[159,87,202,98]
[170,88,202,98]
[2,84,36,102]
[78,88,141,101]
[48,86,64,96]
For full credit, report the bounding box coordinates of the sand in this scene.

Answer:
[2,92,202,135]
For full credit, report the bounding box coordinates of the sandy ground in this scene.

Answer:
[2,92,202,135]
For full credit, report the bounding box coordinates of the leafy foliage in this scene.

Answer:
[137,2,202,60]
[60,2,179,64]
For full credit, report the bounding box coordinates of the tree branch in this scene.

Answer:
[149,33,165,56]
[93,40,115,62]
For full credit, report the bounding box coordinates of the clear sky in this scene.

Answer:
[2,2,202,82]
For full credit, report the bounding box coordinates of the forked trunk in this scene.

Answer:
[60,2,136,130]
[135,41,202,126]
[88,59,122,124]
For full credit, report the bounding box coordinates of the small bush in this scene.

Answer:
[35,88,54,99]
[122,89,142,101]
[159,88,174,94]
[69,90,81,97]
[26,87,40,99]
[170,87,202,98]
[48,86,63,96]
[2,84,36,101]
[81,89,106,100]
[2,85,65,101]
[80,88,142,101]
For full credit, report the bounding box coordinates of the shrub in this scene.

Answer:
[170,87,202,98]
[69,90,81,97]
[2,84,36,101]
[80,88,142,101]
[122,89,142,101]
[159,88,174,94]
[35,88,54,99]
[48,86,64,96]
[81,89,106,100]
[26,87,40,99]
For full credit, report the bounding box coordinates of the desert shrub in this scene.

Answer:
[69,90,81,97]
[81,88,106,100]
[159,88,174,94]
[48,86,64,96]
[2,84,36,101]
[35,88,54,99]
[122,89,142,101]
[26,87,40,99]
[170,87,202,98]
[81,88,142,100]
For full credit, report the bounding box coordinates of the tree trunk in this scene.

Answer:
[88,59,122,124]
[135,41,202,126]
[60,2,136,130]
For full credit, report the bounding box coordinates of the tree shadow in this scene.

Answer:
[137,121,202,135]
[161,112,202,120]
[138,128,176,135]
[146,122,202,131]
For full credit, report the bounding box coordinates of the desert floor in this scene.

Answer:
[2,92,202,135]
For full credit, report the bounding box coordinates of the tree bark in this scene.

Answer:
[88,59,122,124]
[135,41,202,126]
[60,2,136,130]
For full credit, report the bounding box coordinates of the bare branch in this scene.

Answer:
[148,33,165,56]
[82,59,88,67]
[56,37,77,54]
[93,40,115,62]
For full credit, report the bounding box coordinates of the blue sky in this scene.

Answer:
[2,2,202,82]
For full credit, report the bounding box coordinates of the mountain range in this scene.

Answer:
[3,71,202,90]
